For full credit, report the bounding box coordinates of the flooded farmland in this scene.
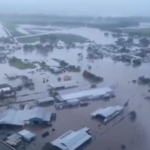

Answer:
[0,23,150,150]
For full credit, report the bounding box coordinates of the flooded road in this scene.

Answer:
[0,26,150,150]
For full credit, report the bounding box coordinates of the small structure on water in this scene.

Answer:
[60,87,113,102]
[19,129,36,142]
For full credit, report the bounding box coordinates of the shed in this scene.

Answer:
[91,105,123,123]
[37,97,55,106]
[19,129,36,141]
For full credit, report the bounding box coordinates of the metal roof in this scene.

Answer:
[19,129,36,141]
[0,107,51,126]
[37,97,54,103]
[51,127,91,150]
[7,134,21,142]
[50,81,78,88]
[91,106,123,117]
[61,87,113,101]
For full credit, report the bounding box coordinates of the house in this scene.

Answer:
[51,127,91,150]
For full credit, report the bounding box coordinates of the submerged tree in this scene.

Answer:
[140,38,150,46]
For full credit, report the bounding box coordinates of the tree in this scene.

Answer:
[126,37,133,43]
[140,38,150,46]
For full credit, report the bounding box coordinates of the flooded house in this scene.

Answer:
[0,84,16,98]
[51,127,92,150]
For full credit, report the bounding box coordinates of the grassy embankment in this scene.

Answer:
[17,33,88,43]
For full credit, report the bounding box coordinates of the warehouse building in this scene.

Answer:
[60,87,113,102]
[0,107,51,126]
[91,105,123,124]
[51,127,92,150]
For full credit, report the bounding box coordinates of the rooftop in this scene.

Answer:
[51,127,91,150]
[0,140,15,150]
[0,107,51,126]
[91,105,123,117]
[37,97,54,103]
[19,129,36,141]
[61,87,113,101]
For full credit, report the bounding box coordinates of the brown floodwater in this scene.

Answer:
[0,27,150,150]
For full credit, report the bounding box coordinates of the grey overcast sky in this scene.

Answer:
[0,0,149,16]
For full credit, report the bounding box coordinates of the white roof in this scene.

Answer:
[91,105,123,117]
[19,129,36,140]
[0,107,51,125]
[61,87,113,101]
[51,128,91,150]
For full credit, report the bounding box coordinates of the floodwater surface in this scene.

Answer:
[0,26,150,150]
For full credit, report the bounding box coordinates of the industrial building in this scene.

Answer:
[0,107,51,126]
[51,127,91,150]
[19,129,36,141]
[37,97,55,106]
[0,140,16,150]
[59,87,113,102]
[0,84,16,98]
[91,105,123,123]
